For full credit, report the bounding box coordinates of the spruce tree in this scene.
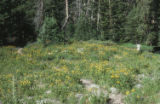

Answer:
[125,0,151,44]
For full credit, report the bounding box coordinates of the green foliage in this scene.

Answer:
[0,0,35,46]
[99,0,126,41]
[74,15,96,40]
[38,17,62,45]
[1,0,160,46]
[125,0,152,43]
[125,77,160,104]
[80,94,109,104]
[120,43,153,52]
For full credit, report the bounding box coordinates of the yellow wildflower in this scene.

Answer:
[115,74,120,78]
[131,89,135,92]
[111,75,115,78]
[116,81,120,84]
[126,91,130,95]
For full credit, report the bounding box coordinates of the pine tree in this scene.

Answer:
[99,0,127,41]
[125,0,151,44]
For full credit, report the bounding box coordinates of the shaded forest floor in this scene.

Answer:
[0,41,160,104]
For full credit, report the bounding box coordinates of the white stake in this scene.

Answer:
[137,44,141,51]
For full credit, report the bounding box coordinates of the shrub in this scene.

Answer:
[38,17,61,45]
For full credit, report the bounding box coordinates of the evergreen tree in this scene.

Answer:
[0,0,35,46]
[99,0,127,41]
[125,0,151,44]
[147,0,160,46]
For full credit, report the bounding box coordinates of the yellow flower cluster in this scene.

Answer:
[111,74,120,78]
[19,80,31,86]
[111,69,130,76]
[126,89,135,95]
[90,61,108,72]
[5,74,13,78]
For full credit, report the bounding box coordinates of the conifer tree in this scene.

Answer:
[125,0,151,44]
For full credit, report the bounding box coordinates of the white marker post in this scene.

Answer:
[137,44,141,51]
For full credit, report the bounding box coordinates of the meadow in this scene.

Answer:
[0,41,160,104]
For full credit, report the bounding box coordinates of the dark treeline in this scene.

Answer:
[0,0,160,46]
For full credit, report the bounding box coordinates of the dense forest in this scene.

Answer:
[0,0,160,46]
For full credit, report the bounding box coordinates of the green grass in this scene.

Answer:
[0,41,159,104]
[120,43,153,52]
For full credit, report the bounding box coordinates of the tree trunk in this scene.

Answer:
[79,0,82,16]
[109,0,112,27]
[86,0,90,17]
[97,0,100,30]
[62,0,69,29]
[65,0,69,19]
[34,0,44,32]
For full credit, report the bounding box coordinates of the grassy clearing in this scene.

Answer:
[0,41,160,104]
[120,43,153,52]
